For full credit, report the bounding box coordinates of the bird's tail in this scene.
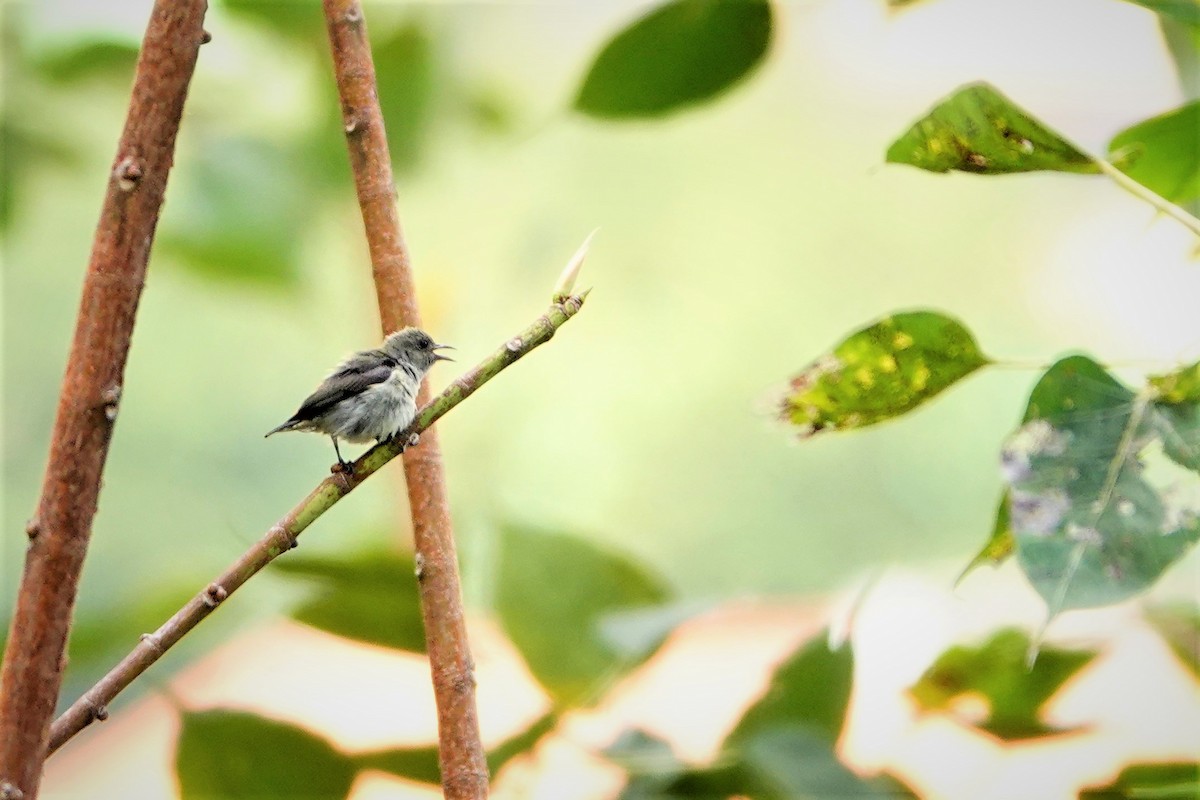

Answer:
[264,419,300,438]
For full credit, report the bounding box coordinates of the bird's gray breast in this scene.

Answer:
[318,369,418,442]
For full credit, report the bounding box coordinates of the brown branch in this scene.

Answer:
[45,294,587,757]
[322,1,487,797]
[0,3,208,798]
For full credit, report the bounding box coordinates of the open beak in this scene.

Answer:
[433,344,456,362]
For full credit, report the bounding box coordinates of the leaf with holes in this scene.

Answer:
[887,83,1099,175]
[575,0,772,119]
[1002,356,1200,617]
[910,628,1096,740]
[780,311,989,437]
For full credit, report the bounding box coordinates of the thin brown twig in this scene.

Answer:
[322,1,488,797]
[0,3,208,797]
[45,295,587,757]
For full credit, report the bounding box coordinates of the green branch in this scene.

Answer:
[45,292,588,755]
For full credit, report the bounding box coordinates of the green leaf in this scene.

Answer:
[737,726,913,799]
[486,712,558,776]
[1146,604,1200,678]
[1002,356,1200,616]
[1121,0,1200,27]
[608,730,749,800]
[374,22,435,174]
[725,634,853,747]
[779,311,990,436]
[494,526,671,706]
[33,40,139,84]
[1109,102,1200,204]
[273,549,426,653]
[909,628,1096,740]
[1150,361,1200,404]
[176,710,356,800]
[354,746,441,786]
[219,0,324,43]
[575,0,772,119]
[886,82,1099,175]
[160,137,309,286]
[957,494,1016,584]
[1080,762,1200,799]
[354,713,557,785]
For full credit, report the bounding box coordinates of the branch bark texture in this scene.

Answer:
[323,1,487,797]
[46,296,587,757]
[0,3,207,797]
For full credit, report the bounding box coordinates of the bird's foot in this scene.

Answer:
[386,431,420,452]
[331,459,354,477]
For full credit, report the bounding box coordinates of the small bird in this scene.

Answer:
[266,327,453,471]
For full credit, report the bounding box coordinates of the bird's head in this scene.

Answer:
[381,327,454,373]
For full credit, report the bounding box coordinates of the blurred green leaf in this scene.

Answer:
[725,634,853,747]
[1160,18,1200,103]
[0,117,78,231]
[958,494,1015,584]
[356,711,558,785]
[738,726,912,799]
[220,0,325,42]
[176,710,356,799]
[1150,360,1200,404]
[1146,604,1200,677]
[375,22,435,173]
[1080,762,1200,799]
[495,526,671,706]
[33,40,139,84]
[354,746,441,786]
[273,548,426,652]
[1002,356,1200,616]
[609,730,747,800]
[1121,0,1200,26]
[886,82,1099,175]
[597,600,710,660]
[575,0,772,119]
[910,628,1096,740]
[486,712,558,776]
[780,311,989,437]
[1109,102,1200,204]
[159,137,309,286]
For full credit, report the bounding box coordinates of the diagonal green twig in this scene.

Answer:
[45,293,588,756]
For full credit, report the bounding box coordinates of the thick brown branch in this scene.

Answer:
[323,1,487,797]
[0,3,208,798]
[45,295,587,756]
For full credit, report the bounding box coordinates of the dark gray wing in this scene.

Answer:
[287,352,395,423]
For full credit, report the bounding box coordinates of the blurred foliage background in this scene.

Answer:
[2,0,1198,723]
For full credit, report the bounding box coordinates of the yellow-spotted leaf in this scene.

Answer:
[886,83,1099,175]
[957,494,1016,585]
[780,311,989,437]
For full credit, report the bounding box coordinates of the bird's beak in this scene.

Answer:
[433,344,455,362]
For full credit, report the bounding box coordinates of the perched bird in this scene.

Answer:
[266,327,453,471]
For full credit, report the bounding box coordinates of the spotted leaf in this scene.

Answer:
[780,311,989,437]
[886,83,1099,175]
